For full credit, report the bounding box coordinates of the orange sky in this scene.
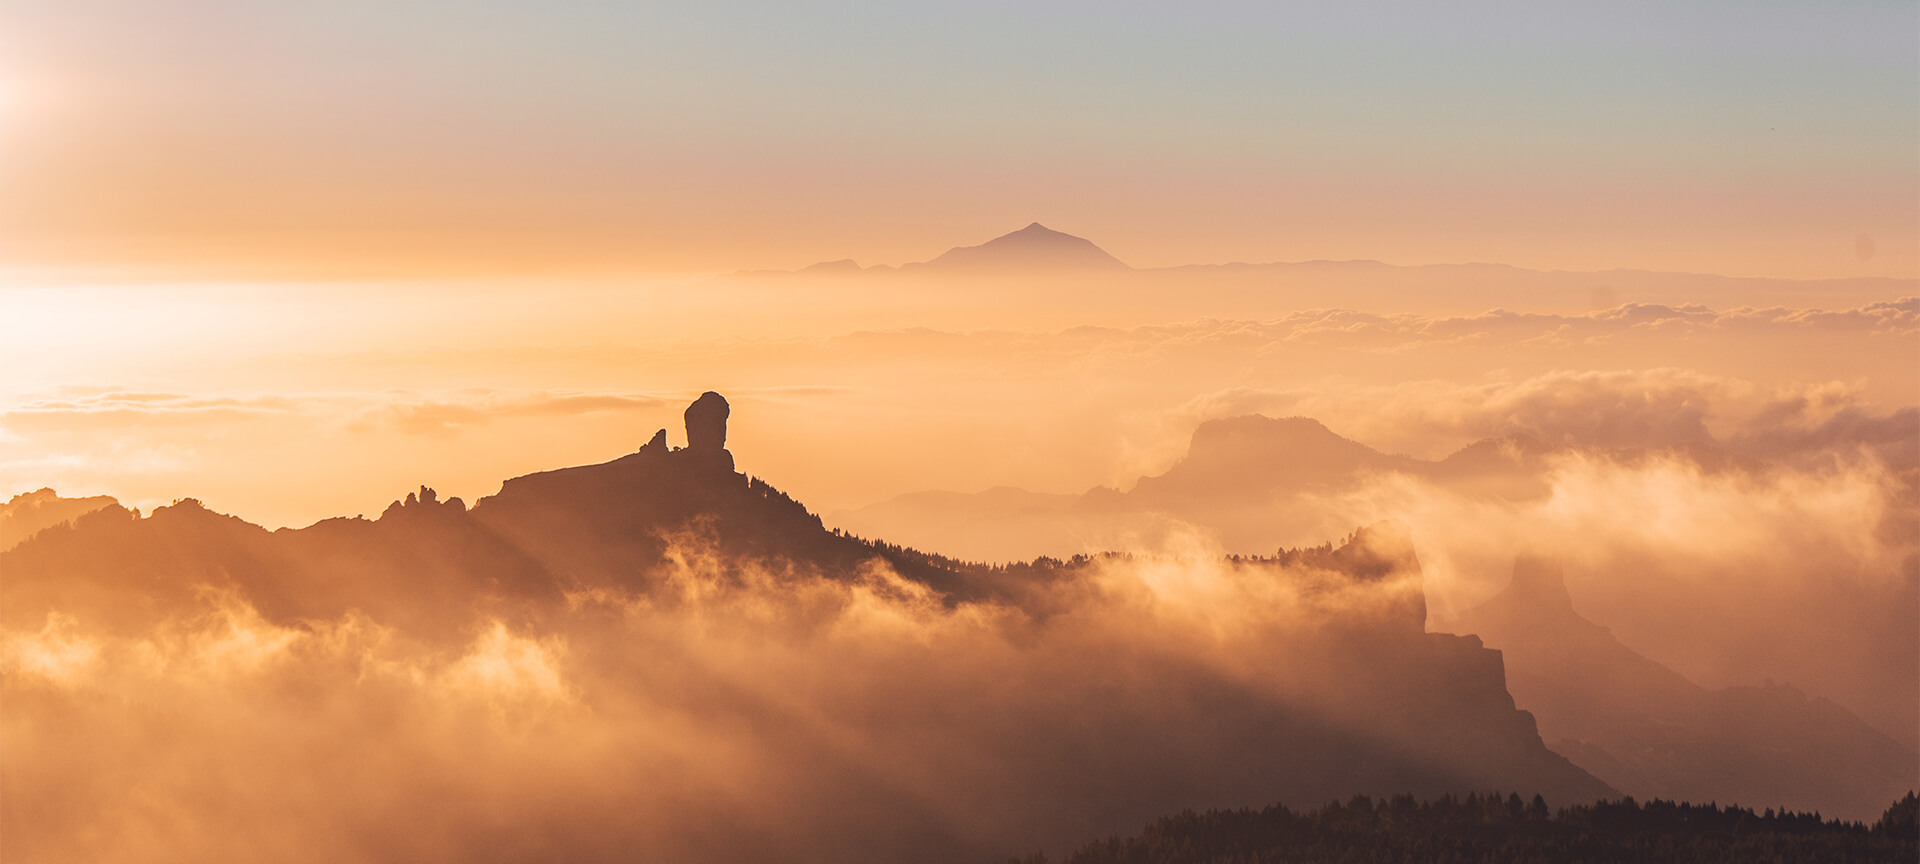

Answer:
[4,6,1918,859]
[2,1,1915,280]
[0,0,1914,606]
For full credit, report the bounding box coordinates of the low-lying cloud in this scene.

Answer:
[4,527,1557,864]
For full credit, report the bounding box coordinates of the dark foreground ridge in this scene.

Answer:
[4,392,1625,859]
[1022,791,1920,864]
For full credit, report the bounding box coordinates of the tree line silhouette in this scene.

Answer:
[1014,791,1920,864]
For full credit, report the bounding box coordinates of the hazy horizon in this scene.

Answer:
[4,3,1916,861]
[5,1,1916,280]
[5,233,1912,528]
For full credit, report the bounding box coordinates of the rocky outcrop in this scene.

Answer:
[1450,555,1918,821]
[685,391,730,451]
[0,392,1615,834]
[680,391,735,472]
[380,485,467,519]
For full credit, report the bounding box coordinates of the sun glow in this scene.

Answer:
[0,71,32,124]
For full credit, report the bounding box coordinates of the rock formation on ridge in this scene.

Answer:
[1,393,1617,862]
[1449,555,1917,822]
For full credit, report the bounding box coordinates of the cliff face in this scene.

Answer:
[1451,556,1918,822]
[1,396,1613,861]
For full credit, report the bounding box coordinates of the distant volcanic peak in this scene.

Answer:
[799,258,862,273]
[920,222,1129,271]
[1009,221,1069,239]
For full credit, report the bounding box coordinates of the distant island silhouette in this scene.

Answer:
[725,224,1916,313]
[766,222,1128,274]
[904,222,1130,272]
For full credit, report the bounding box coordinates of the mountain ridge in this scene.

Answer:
[839,413,1771,558]
[1448,556,1917,822]
[3,394,1616,834]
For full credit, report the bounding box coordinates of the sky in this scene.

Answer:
[0,0,1916,526]
[2,6,1918,855]
[2,0,1915,278]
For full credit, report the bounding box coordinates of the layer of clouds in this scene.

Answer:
[1171,370,1917,464]
[345,390,667,436]
[1340,451,1916,749]
[2,291,1911,856]
[1,391,298,428]
[4,531,1507,864]
[3,388,664,434]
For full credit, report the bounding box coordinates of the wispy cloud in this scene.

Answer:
[349,391,668,436]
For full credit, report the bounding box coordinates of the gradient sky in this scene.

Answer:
[2,0,1914,278]
[4,8,1918,843]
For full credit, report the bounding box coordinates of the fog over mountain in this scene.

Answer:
[2,395,1617,864]
[1,488,118,552]
[1450,556,1915,822]
[6,0,1917,855]
[4,223,1914,862]
[835,402,1919,765]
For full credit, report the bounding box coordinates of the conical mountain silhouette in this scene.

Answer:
[911,222,1129,271]
[1451,556,1917,822]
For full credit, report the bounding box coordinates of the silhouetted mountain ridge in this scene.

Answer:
[2,393,1618,819]
[1449,556,1917,822]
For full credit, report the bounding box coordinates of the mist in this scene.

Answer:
[836,368,1916,751]
[3,235,1913,855]
[3,286,1911,527]
[3,519,1593,863]
[5,1,1917,855]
